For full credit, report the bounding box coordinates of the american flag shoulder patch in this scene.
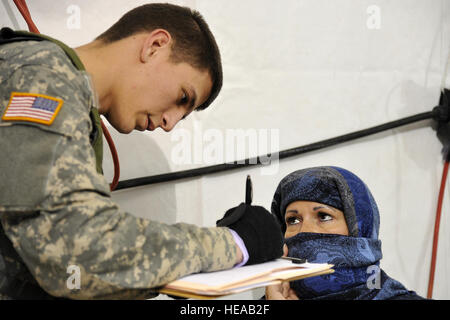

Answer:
[2,92,64,126]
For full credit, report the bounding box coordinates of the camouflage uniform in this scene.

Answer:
[0,32,237,299]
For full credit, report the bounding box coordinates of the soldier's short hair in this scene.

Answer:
[96,3,222,111]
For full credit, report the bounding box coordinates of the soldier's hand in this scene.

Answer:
[216,203,283,265]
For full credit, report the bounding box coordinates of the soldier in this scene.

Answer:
[0,3,283,299]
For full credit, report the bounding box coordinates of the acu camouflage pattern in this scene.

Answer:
[0,39,237,299]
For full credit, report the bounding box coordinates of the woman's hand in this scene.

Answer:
[265,244,299,300]
[265,281,299,300]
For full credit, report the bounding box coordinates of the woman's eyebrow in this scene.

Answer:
[313,205,336,211]
[286,209,298,214]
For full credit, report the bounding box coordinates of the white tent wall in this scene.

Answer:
[1,0,449,300]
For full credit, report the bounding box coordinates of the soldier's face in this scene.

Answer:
[108,46,213,134]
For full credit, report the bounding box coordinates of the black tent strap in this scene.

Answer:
[114,110,434,191]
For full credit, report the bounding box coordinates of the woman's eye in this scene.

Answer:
[286,216,300,225]
[318,212,333,222]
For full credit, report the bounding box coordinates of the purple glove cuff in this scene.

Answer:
[229,229,249,267]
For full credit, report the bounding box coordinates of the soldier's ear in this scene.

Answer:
[140,29,172,63]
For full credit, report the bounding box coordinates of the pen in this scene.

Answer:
[281,256,307,264]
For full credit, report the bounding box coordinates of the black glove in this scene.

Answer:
[216,176,283,265]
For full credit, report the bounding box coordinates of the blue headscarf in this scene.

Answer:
[271,166,423,300]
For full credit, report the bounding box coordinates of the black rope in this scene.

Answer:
[114,111,435,191]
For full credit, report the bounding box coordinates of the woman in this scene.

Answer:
[266,166,424,300]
